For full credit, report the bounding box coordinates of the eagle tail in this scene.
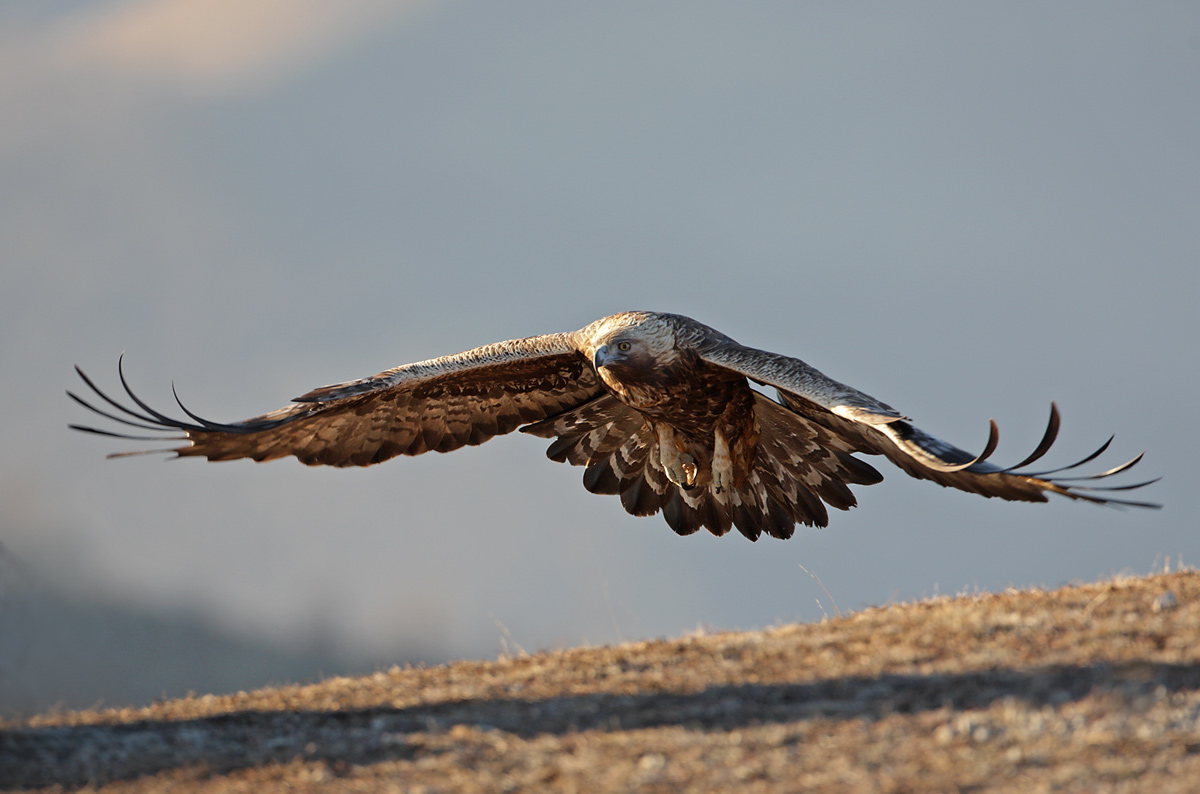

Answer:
[522,392,887,542]
[523,396,727,536]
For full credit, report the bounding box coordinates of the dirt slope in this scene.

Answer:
[3,570,1198,793]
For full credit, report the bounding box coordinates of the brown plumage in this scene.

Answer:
[69,311,1159,541]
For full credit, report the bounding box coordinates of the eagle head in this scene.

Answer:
[584,313,677,368]
[581,314,682,405]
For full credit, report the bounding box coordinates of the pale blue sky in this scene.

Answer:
[2,1,1196,711]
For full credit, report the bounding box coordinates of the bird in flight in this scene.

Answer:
[70,311,1158,541]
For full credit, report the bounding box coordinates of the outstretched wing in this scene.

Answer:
[698,343,1160,509]
[70,334,604,467]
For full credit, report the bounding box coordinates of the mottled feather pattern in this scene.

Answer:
[295,334,583,401]
[200,370,600,467]
[524,391,885,540]
[77,335,603,468]
[70,311,1158,543]
[522,395,646,466]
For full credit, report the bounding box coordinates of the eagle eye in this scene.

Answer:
[617,341,632,352]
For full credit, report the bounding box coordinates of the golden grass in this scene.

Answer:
[4,570,1199,792]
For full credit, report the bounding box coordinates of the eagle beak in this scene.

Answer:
[593,344,614,370]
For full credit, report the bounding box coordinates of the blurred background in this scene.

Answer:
[1,1,1196,716]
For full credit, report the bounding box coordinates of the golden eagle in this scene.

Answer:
[70,312,1159,541]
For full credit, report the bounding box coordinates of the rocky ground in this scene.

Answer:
[2,570,1198,793]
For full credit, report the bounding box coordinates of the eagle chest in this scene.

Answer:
[604,357,756,440]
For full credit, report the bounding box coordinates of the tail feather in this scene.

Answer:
[525,391,886,541]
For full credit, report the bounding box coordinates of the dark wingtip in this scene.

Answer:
[922,418,1000,473]
[984,403,1160,509]
[998,402,1061,473]
[170,381,246,432]
[70,356,212,453]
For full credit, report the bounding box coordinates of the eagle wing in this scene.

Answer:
[69,333,604,467]
[697,343,1160,508]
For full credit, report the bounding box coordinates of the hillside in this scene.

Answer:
[3,570,1198,793]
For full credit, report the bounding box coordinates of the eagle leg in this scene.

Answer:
[711,427,732,496]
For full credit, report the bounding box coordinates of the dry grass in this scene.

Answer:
[3,570,1199,792]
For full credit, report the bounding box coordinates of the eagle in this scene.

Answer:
[69,311,1159,541]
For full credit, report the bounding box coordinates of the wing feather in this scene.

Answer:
[700,343,1159,509]
[71,334,603,467]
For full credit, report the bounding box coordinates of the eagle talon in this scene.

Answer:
[681,458,698,489]
[664,452,698,489]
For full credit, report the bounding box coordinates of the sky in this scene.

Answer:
[1,1,1197,713]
